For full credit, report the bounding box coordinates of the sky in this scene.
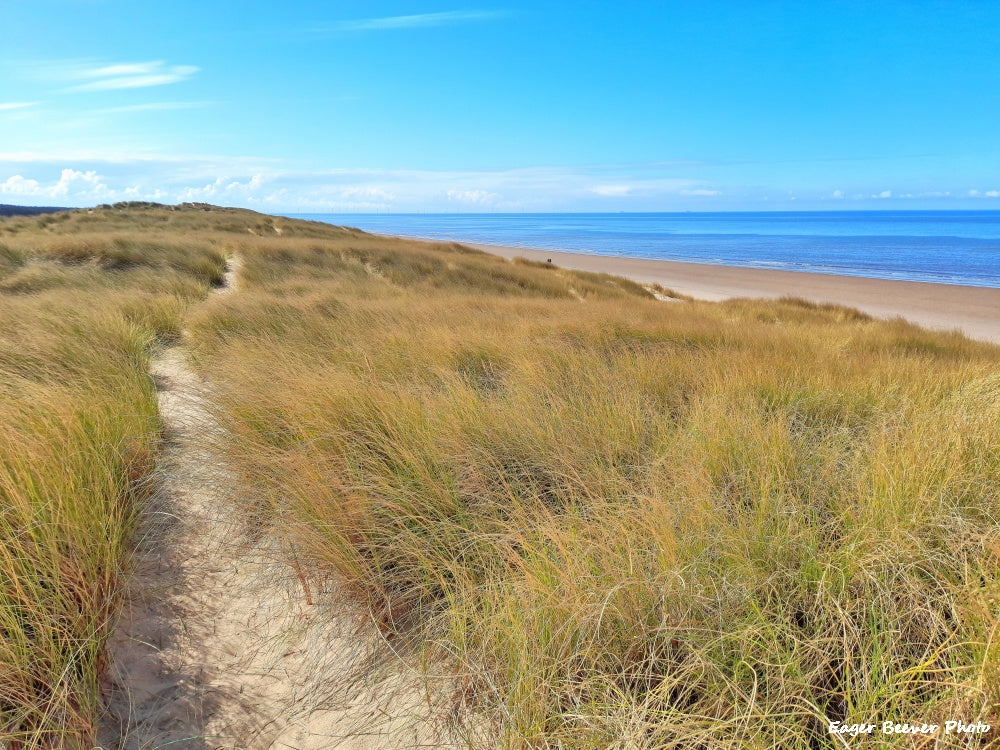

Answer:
[2,0,1000,212]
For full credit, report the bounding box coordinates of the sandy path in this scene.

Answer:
[99,261,450,749]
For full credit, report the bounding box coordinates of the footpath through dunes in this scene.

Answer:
[99,258,449,750]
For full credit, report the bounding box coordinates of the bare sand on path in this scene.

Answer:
[99,260,450,749]
[468,243,1000,345]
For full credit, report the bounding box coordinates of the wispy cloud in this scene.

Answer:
[591,185,632,197]
[87,62,165,77]
[0,102,38,111]
[590,179,708,199]
[62,61,199,92]
[98,101,210,114]
[447,189,500,205]
[326,10,504,32]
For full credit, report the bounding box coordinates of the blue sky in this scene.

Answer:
[2,0,999,212]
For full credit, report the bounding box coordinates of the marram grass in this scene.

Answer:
[0,204,226,747]
[2,203,997,748]
[183,216,999,748]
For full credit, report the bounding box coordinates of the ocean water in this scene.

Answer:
[288,211,1000,288]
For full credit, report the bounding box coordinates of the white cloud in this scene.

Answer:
[0,168,109,200]
[589,179,712,199]
[332,10,503,32]
[63,61,199,92]
[1,175,43,195]
[99,102,208,113]
[1,158,889,211]
[341,185,396,201]
[51,168,109,197]
[227,175,264,192]
[447,189,500,205]
[968,189,980,197]
[985,190,1000,198]
[831,189,844,198]
[86,62,164,77]
[679,188,721,196]
[874,190,892,198]
[0,161,711,209]
[0,102,38,111]
[591,184,631,196]
[177,176,227,201]
[178,174,268,202]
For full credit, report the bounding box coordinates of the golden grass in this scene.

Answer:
[0,204,229,747]
[182,220,1000,747]
[4,203,998,747]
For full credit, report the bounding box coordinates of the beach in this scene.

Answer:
[471,242,1000,345]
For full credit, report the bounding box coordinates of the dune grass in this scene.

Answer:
[0,204,229,747]
[3,203,997,747]
[181,218,1000,747]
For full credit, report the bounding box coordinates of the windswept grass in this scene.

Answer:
[185,225,1000,747]
[5,202,996,747]
[0,203,232,747]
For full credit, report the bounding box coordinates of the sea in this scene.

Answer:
[287,211,1000,288]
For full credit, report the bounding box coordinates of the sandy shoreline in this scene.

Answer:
[447,242,1000,345]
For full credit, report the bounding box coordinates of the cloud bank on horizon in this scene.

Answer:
[0,158,721,212]
[1,1,999,212]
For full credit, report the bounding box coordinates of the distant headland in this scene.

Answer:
[0,203,70,217]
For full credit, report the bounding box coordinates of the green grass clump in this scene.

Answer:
[184,227,1000,747]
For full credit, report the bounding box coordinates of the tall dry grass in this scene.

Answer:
[6,202,994,746]
[185,225,1000,747]
[0,204,232,747]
